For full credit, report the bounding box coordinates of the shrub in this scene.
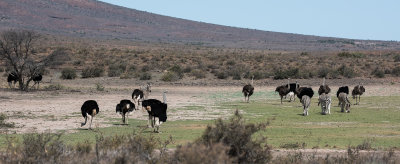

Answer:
[172,143,233,163]
[338,52,365,58]
[394,54,400,62]
[0,113,14,128]
[95,83,105,91]
[161,72,180,82]
[216,72,228,79]
[61,68,77,79]
[196,110,271,163]
[108,64,126,77]
[0,67,4,72]
[81,67,104,78]
[139,72,152,80]
[190,70,206,79]
[391,66,400,76]
[337,65,356,78]
[183,66,192,73]
[371,68,385,78]
[318,67,330,78]
[44,84,64,90]
[168,65,184,79]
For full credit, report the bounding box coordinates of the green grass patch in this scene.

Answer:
[0,95,399,150]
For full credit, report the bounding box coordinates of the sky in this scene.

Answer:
[98,0,399,41]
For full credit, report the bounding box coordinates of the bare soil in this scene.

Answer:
[0,76,400,134]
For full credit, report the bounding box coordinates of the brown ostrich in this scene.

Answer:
[352,84,365,105]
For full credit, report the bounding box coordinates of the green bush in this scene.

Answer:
[95,83,105,91]
[318,68,330,78]
[0,113,14,128]
[169,65,184,79]
[161,72,180,82]
[81,67,104,78]
[337,65,356,78]
[108,64,126,77]
[61,68,77,79]
[190,70,206,79]
[196,110,271,163]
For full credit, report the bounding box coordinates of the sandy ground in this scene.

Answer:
[1,76,400,134]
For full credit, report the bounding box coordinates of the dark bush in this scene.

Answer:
[81,67,104,78]
[196,110,271,163]
[394,54,400,62]
[338,52,365,58]
[141,65,150,72]
[216,72,228,79]
[108,64,126,77]
[371,68,385,78]
[391,66,400,76]
[139,72,152,80]
[61,68,77,79]
[183,66,192,73]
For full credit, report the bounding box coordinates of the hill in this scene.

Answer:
[0,0,399,50]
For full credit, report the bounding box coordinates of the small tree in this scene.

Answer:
[0,30,53,91]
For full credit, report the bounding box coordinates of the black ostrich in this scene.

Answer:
[141,91,168,133]
[7,72,18,88]
[352,84,365,105]
[116,99,136,124]
[81,100,99,129]
[318,78,331,95]
[275,85,290,104]
[32,74,42,89]
[336,86,349,106]
[132,83,152,110]
[242,76,254,103]
[132,89,144,108]
[296,87,314,100]
[285,80,299,101]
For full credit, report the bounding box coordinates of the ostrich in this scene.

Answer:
[287,92,295,102]
[285,79,299,101]
[32,74,42,89]
[242,76,254,103]
[81,100,99,129]
[318,93,332,115]
[338,92,351,113]
[318,78,331,95]
[336,86,349,106]
[275,80,291,104]
[352,84,365,105]
[297,87,314,116]
[132,83,152,109]
[7,72,18,88]
[141,91,168,133]
[116,99,136,124]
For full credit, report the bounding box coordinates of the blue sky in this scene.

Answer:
[99,0,399,41]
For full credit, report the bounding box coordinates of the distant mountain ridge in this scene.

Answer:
[0,0,399,51]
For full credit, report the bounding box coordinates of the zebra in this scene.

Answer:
[318,93,332,115]
[338,92,351,113]
[301,95,311,116]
